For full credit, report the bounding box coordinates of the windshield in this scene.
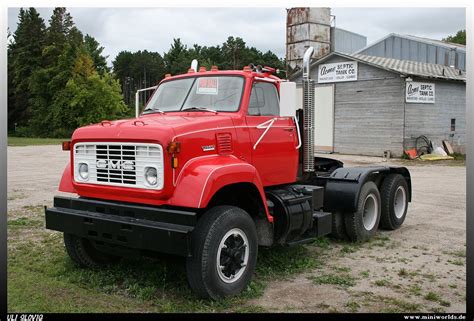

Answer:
[144,76,244,113]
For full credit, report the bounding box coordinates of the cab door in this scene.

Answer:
[245,81,299,186]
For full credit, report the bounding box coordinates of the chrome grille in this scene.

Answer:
[74,142,164,190]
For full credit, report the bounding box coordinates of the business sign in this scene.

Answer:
[405,81,435,104]
[318,61,358,83]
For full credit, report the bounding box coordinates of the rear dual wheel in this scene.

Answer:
[342,174,409,242]
[380,174,409,230]
[344,181,381,242]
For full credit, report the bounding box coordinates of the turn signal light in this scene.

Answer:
[166,142,181,154]
[62,141,71,151]
[172,157,179,168]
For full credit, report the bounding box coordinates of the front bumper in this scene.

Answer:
[45,196,197,256]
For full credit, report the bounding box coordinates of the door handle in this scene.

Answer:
[283,128,294,132]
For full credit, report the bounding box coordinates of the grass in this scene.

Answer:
[356,291,422,313]
[374,279,391,287]
[424,291,440,302]
[408,284,422,296]
[447,259,465,266]
[8,205,331,313]
[380,298,422,313]
[345,301,360,312]
[309,273,356,288]
[359,270,370,278]
[8,136,67,146]
[451,152,466,161]
[398,268,408,277]
[423,291,451,308]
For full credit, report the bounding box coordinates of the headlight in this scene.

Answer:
[78,163,89,180]
[145,167,158,186]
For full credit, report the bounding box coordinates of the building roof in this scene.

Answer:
[290,51,466,82]
[355,33,466,54]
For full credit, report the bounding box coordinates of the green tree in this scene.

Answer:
[8,8,46,131]
[163,38,190,75]
[29,7,84,136]
[113,50,165,107]
[84,34,109,74]
[8,8,46,129]
[49,53,127,136]
[42,7,75,66]
[443,30,466,45]
[221,36,247,69]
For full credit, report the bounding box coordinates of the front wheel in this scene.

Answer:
[186,206,258,299]
[64,233,120,268]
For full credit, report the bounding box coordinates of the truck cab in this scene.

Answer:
[46,49,412,300]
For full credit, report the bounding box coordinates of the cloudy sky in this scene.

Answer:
[8,7,466,66]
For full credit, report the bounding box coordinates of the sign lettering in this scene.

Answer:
[318,61,358,83]
[405,81,435,104]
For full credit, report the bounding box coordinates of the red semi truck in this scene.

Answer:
[45,47,412,299]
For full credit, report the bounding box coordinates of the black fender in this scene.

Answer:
[323,166,412,213]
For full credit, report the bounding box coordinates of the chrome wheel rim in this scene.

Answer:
[363,194,378,230]
[394,186,407,219]
[216,228,249,283]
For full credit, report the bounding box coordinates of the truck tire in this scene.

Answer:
[63,233,120,268]
[186,206,258,299]
[344,181,381,242]
[330,211,348,240]
[380,174,409,230]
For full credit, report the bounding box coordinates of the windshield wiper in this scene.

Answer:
[142,109,165,115]
[181,107,218,114]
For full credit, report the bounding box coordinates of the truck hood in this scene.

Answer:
[71,113,236,144]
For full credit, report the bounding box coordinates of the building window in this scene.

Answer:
[451,118,456,132]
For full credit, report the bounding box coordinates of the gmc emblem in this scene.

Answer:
[96,159,135,170]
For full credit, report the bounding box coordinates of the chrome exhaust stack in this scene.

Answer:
[302,47,315,173]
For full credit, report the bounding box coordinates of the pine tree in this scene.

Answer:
[113,50,165,107]
[8,7,46,131]
[84,34,109,74]
[222,36,246,69]
[29,7,83,136]
[443,30,466,45]
[163,38,190,75]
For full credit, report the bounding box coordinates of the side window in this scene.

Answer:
[248,82,279,116]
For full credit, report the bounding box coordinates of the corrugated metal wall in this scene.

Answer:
[358,34,466,70]
[331,28,367,54]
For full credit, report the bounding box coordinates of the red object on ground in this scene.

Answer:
[404,149,418,160]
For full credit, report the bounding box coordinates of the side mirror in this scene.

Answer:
[279,82,296,117]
